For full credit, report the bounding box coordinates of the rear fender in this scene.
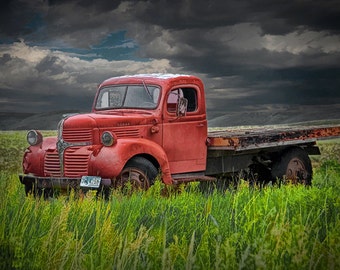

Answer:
[90,138,172,184]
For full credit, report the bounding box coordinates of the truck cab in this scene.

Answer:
[20,74,208,194]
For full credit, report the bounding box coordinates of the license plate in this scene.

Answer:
[80,176,101,189]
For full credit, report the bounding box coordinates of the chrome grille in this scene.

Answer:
[62,128,92,142]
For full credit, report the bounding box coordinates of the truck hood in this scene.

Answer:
[62,111,158,130]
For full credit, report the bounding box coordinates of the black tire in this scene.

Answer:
[116,156,158,192]
[25,183,53,199]
[271,147,312,185]
[24,183,33,196]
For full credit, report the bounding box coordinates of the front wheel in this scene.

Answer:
[115,156,158,192]
[271,147,312,185]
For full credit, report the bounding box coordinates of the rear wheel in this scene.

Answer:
[115,156,158,192]
[271,147,312,185]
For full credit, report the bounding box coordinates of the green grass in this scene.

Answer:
[0,131,340,269]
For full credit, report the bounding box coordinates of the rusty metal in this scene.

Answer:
[208,125,340,151]
[286,157,308,184]
[172,173,217,184]
[117,168,151,190]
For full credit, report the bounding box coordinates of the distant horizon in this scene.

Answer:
[2,105,340,131]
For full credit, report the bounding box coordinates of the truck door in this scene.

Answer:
[162,86,207,174]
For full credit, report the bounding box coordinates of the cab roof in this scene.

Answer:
[100,73,203,88]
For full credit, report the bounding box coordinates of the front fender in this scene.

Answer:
[23,137,58,175]
[90,138,172,184]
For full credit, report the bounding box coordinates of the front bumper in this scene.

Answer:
[19,174,112,190]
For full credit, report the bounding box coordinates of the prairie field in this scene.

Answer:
[0,131,340,269]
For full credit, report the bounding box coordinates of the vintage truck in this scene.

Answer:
[19,74,340,196]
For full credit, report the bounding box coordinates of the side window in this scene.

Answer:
[167,88,183,113]
[184,88,197,112]
[167,87,197,113]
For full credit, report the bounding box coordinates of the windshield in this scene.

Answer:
[95,84,161,110]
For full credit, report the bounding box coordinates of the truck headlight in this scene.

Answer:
[27,130,43,146]
[101,131,116,146]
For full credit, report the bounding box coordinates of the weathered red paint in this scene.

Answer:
[89,138,172,184]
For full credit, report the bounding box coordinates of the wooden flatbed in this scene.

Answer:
[207,125,340,151]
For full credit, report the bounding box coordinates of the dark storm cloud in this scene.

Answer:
[0,0,340,124]
[0,0,38,37]
[131,0,340,34]
[2,1,339,44]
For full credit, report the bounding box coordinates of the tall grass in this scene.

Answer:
[0,131,339,269]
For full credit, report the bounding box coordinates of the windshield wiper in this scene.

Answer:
[142,80,152,100]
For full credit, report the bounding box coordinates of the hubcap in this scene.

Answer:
[116,168,150,191]
[286,158,307,184]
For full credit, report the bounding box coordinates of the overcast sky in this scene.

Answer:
[1,0,340,123]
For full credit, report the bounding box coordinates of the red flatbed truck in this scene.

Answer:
[19,74,340,195]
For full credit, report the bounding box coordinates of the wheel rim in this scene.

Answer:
[117,167,150,191]
[286,158,308,184]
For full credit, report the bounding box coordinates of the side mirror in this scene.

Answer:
[176,97,188,117]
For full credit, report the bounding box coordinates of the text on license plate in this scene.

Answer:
[80,176,101,188]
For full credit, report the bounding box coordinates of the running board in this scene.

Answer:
[171,173,217,185]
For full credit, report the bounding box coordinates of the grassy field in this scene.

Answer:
[0,131,340,269]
